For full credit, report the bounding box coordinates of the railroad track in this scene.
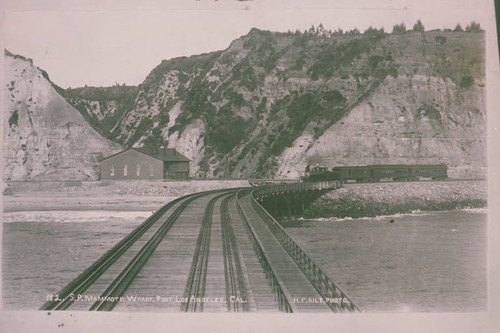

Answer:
[220,195,250,312]
[40,189,233,311]
[89,190,218,311]
[40,190,206,311]
[341,178,485,185]
[181,191,237,312]
[41,183,359,313]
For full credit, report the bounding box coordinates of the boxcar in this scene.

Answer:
[332,166,371,182]
[408,164,448,180]
[310,164,448,183]
[370,165,411,181]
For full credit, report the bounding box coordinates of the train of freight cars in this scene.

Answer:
[304,164,448,183]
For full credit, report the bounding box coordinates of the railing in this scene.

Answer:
[250,181,360,312]
[251,180,341,196]
[235,189,296,313]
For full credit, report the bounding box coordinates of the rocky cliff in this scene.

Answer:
[3,51,123,181]
[60,29,487,179]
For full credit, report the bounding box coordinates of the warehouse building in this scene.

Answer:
[100,147,190,180]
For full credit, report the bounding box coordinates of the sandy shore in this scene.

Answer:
[2,180,248,212]
[2,194,175,212]
[3,179,487,218]
[305,180,487,218]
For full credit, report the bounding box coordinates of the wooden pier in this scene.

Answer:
[41,181,359,313]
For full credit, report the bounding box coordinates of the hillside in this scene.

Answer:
[63,85,139,138]
[3,51,123,181]
[63,28,486,179]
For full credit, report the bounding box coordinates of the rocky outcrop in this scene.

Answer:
[3,52,122,181]
[279,74,485,179]
[304,181,486,218]
[64,29,486,179]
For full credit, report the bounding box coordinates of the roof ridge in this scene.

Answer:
[101,148,190,162]
[134,147,190,162]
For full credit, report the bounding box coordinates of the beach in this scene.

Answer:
[2,180,248,213]
[304,180,487,218]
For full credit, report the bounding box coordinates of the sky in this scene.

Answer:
[1,2,500,332]
[1,0,495,88]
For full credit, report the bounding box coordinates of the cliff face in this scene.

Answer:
[3,52,122,181]
[279,74,486,179]
[63,29,487,179]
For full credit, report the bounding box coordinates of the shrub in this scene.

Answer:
[392,23,406,34]
[231,61,258,91]
[368,55,382,69]
[364,26,385,38]
[435,36,447,45]
[206,105,247,154]
[292,34,308,48]
[460,75,475,88]
[413,20,425,32]
[454,23,463,32]
[321,90,345,104]
[417,104,441,120]
[307,38,370,79]
[465,21,482,33]
[180,81,215,121]
[8,110,18,127]
[387,66,399,78]
[346,28,360,35]
[294,56,306,70]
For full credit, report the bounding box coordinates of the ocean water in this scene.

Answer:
[286,209,487,312]
[2,209,487,312]
[2,211,148,310]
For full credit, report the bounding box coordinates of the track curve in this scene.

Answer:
[42,183,359,313]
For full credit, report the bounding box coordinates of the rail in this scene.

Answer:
[40,190,209,311]
[220,195,250,312]
[42,181,357,312]
[235,189,297,313]
[181,191,238,312]
[250,181,360,312]
[90,190,228,311]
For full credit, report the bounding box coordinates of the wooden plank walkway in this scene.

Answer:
[113,194,213,311]
[68,197,188,310]
[44,181,355,313]
[202,196,230,312]
[227,196,280,311]
[238,192,332,312]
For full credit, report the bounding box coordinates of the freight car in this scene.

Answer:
[304,166,340,182]
[305,164,448,183]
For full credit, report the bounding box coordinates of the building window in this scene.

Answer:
[149,165,153,177]
[110,166,114,177]
[136,164,140,176]
[123,164,128,176]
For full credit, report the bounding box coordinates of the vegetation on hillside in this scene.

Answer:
[62,20,485,178]
[63,85,139,138]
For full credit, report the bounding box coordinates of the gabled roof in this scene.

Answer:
[134,147,190,162]
[101,148,190,162]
